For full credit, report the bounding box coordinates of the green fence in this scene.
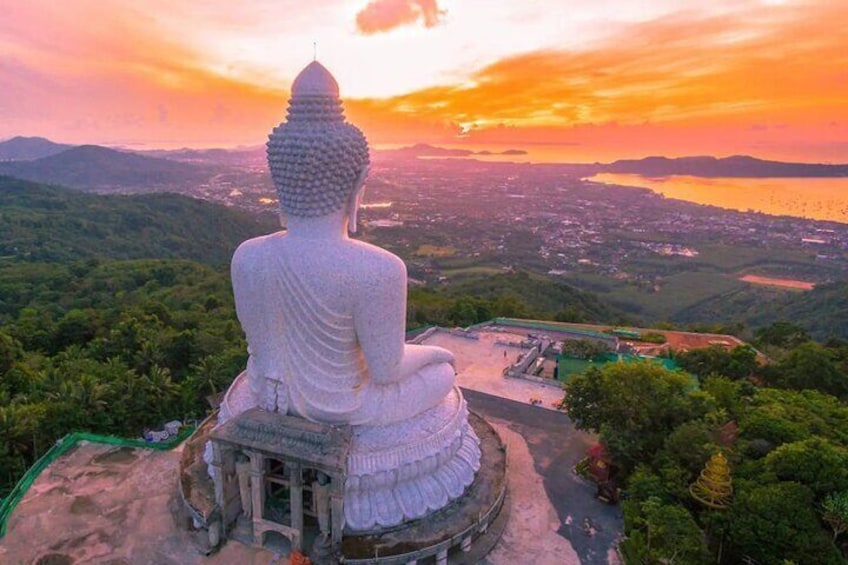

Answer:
[493,317,615,341]
[0,426,194,539]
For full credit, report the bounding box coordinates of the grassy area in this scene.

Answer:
[441,266,504,277]
[557,357,594,382]
[566,271,747,322]
[694,244,816,272]
[414,244,457,258]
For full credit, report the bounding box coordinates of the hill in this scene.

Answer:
[672,281,848,340]
[0,176,277,265]
[135,146,265,166]
[0,145,213,191]
[0,136,74,161]
[407,271,629,328]
[747,281,848,339]
[602,155,848,177]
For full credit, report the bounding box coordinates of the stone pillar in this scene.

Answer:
[210,441,225,507]
[236,456,252,518]
[330,479,344,547]
[289,462,303,552]
[436,548,448,565]
[249,452,265,543]
[313,474,331,536]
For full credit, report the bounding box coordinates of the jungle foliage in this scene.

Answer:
[564,331,848,563]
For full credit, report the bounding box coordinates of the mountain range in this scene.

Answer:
[378,143,528,159]
[0,145,213,191]
[601,155,848,178]
[3,137,847,188]
[0,136,74,161]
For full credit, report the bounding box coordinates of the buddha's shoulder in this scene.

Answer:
[232,232,285,262]
[345,240,406,277]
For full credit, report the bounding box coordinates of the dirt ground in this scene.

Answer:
[0,442,286,565]
[739,274,815,290]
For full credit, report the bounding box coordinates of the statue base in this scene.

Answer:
[340,412,507,564]
[180,378,506,563]
[216,373,482,531]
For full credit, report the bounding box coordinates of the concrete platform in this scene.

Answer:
[420,329,567,410]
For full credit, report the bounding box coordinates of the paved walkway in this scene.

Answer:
[466,390,623,565]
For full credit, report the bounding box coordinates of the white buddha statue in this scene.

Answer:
[214,61,480,531]
[232,62,456,425]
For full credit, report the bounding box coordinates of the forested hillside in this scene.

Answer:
[408,271,629,328]
[745,281,848,339]
[674,282,848,340]
[0,176,276,265]
[0,259,245,493]
[0,178,278,494]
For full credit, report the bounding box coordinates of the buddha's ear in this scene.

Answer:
[347,166,370,234]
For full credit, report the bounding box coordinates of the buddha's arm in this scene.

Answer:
[354,255,455,385]
[231,241,270,362]
[231,244,257,344]
[353,256,407,384]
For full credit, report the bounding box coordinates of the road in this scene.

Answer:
[464,388,623,565]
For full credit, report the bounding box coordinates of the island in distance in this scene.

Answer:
[380,143,528,158]
[602,154,848,178]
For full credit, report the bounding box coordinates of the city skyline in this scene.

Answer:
[2,0,847,162]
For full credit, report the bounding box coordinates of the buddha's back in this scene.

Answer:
[231,232,407,424]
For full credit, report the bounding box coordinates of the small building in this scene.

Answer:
[207,408,351,558]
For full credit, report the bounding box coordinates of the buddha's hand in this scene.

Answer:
[398,344,456,380]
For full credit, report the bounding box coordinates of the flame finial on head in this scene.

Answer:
[267,61,370,218]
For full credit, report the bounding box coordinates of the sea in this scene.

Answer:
[374,143,848,225]
[587,173,848,225]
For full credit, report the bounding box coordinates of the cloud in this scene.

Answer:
[356,0,445,35]
[347,1,848,160]
[0,1,287,146]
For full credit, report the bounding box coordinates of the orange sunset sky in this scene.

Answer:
[1,0,847,162]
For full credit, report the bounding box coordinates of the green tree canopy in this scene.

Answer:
[764,437,848,498]
[728,482,842,564]
[676,345,758,381]
[770,342,848,399]
[564,361,708,472]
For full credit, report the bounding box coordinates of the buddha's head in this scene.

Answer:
[267,61,370,225]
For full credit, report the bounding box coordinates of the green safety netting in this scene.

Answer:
[0,426,194,539]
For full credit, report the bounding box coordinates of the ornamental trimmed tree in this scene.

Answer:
[690,452,733,509]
